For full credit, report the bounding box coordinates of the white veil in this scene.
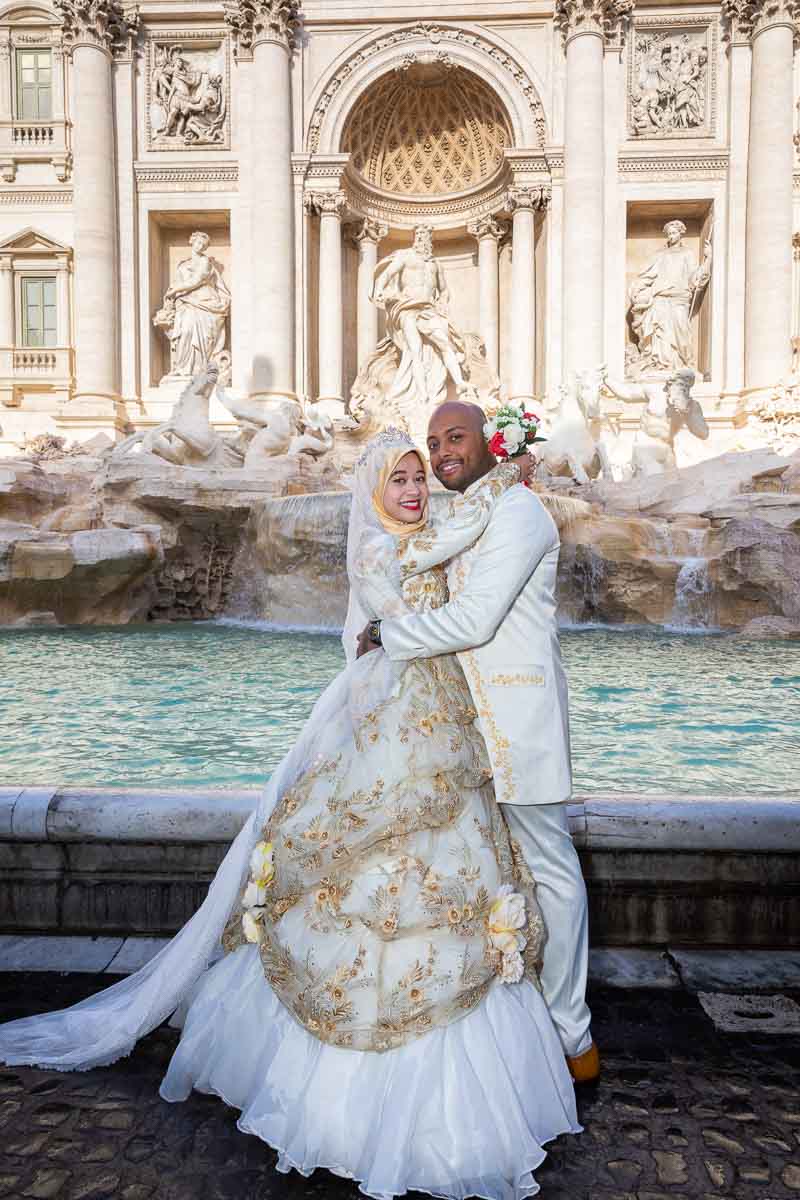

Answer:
[341,426,421,663]
[0,428,424,1073]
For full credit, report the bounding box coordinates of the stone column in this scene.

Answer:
[350,218,387,369]
[307,190,347,407]
[225,0,299,402]
[467,214,507,375]
[55,0,137,420]
[507,187,546,407]
[557,0,632,376]
[726,0,798,390]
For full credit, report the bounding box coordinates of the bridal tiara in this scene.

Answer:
[355,427,417,468]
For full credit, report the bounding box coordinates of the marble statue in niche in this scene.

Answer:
[349,224,500,448]
[370,223,476,409]
[153,232,231,383]
[630,31,709,137]
[150,43,227,147]
[603,367,709,476]
[627,220,711,377]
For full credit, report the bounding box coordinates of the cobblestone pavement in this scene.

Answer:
[1,974,799,1200]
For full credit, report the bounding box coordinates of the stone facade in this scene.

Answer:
[0,0,797,460]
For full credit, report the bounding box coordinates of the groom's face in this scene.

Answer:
[427,405,494,493]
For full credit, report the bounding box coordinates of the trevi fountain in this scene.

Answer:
[0,0,797,964]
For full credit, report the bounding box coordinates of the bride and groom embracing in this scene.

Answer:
[0,400,596,1200]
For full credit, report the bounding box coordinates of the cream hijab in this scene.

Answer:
[371,445,429,537]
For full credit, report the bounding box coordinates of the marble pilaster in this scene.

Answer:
[54,0,138,423]
[350,218,387,371]
[0,253,13,349]
[307,190,348,408]
[225,0,300,402]
[467,215,507,375]
[724,0,799,391]
[506,187,547,407]
[557,0,633,377]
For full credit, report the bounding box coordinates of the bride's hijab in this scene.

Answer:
[342,427,429,660]
[372,445,429,537]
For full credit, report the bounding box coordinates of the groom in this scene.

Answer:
[358,401,598,1083]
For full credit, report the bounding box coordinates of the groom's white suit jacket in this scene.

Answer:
[381,478,572,807]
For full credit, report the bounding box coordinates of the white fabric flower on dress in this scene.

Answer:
[242,910,263,944]
[487,885,527,984]
[243,881,268,909]
[500,951,525,985]
[250,840,275,886]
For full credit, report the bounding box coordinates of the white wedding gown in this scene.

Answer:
[0,447,581,1199]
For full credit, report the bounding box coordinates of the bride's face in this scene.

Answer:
[382,452,428,523]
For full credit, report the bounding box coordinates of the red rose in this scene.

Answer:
[523,412,540,424]
[488,430,508,458]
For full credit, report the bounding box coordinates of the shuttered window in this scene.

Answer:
[21,277,57,347]
[16,49,52,121]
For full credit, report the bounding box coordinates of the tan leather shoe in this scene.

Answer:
[566,1041,600,1084]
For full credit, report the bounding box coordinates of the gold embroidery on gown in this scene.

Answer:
[224,492,544,1053]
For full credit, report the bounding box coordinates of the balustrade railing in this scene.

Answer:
[12,123,54,146]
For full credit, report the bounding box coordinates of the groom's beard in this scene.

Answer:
[433,455,494,493]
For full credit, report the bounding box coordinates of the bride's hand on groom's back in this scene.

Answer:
[515,452,535,484]
[356,625,381,659]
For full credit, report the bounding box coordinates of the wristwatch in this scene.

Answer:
[368,619,382,646]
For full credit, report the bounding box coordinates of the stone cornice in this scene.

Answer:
[722,0,800,40]
[555,0,635,45]
[54,0,139,57]
[222,0,300,56]
[134,163,238,192]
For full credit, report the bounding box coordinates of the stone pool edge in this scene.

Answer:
[1,788,798,950]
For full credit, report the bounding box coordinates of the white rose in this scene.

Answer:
[243,881,267,909]
[250,840,275,886]
[490,929,521,956]
[483,420,497,439]
[500,950,525,985]
[501,421,524,452]
[242,909,263,944]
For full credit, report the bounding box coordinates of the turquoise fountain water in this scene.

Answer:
[2,623,797,793]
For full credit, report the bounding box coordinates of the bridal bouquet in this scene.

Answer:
[484,404,544,461]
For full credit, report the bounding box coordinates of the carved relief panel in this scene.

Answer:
[627,16,717,140]
[146,31,230,151]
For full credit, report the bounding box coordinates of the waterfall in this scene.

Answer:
[224,491,351,629]
[667,528,715,631]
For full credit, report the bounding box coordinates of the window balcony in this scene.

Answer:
[0,119,69,182]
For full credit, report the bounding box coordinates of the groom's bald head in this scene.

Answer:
[427,400,495,493]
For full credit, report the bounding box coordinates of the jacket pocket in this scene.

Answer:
[487,666,546,688]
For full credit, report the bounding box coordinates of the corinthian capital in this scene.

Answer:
[506,185,551,213]
[304,189,348,218]
[223,0,301,54]
[348,218,389,246]
[55,0,138,55]
[722,0,800,39]
[555,0,635,44]
[467,214,509,242]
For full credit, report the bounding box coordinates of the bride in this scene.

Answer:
[0,428,581,1199]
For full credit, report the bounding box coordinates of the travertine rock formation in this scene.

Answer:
[1,446,798,632]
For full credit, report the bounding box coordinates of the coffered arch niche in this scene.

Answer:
[306,22,549,161]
